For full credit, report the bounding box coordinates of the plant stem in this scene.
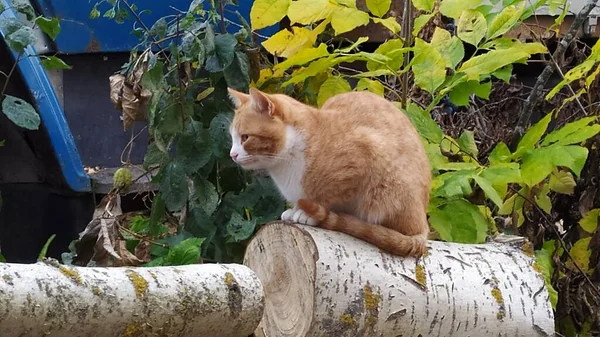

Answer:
[400,0,413,108]
[121,0,170,61]
[510,0,599,150]
[1,52,23,98]
[219,0,226,34]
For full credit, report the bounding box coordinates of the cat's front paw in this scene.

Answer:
[281,208,317,226]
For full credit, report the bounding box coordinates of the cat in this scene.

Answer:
[227,87,432,257]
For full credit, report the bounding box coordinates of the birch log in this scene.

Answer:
[244,222,555,337]
[0,260,264,337]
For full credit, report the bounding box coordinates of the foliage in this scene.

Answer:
[0,1,69,130]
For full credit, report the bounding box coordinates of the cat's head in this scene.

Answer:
[227,87,288,170]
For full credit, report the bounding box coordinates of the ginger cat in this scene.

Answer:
[227,87,431,257]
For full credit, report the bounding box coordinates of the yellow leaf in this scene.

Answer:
[372,17,400,34]
[250,0,291,30]
[367,38,404,72]
[413,13,434,36]
[457,9,487,46]
[549,169,576,195]
[569,238,591,273]
[283,56,336,86]
[412,38,446,93]
[486,4,525,40]
[356,78,384,96]
[412,0,435,12]
[579,209,599,234]
[439,0,482,20]
[273,43,330,77]
[255,68,273,86]
[331,7,370,35]
[288,0,335,25]
[317,76,351,107]
[262,26,316,58]
[196,87,214,101]
[366,0,391,17]
[534,183,552,214]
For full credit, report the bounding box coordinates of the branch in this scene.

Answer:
[510,0,599,150]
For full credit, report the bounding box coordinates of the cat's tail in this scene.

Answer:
[297,199,428,257]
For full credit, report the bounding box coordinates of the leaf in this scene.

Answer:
[400,102,443,144]
[367,39,404,72]
[457,10,487,46]
[492,64,512,82]
[412,0,435,12]
[262,26,317,58]
[535,183,552,213]
[372,17,400,34]
[428,198,488,244]
[366,0,391,17]
[205,34,238,72]
[90,4,101,19]
[434,171,474,199]
[149,17,167,39]
[449,80,491,106]
[514,112,552,159]
[569,238,591,273]
[6,26,36,53]
[456,130,478,157]
[317,76,351,107]
[224,51,250,92]
[1,95,40,130]
[521,145,588,186]
[458,45,544,81]
[160,161,189,212]
[209,113,233,159]
[250,0,291,30]
[549,169,576,195]
[487,4,525,40]
[37,234,56,261]
[439,0,482,19]
[35,17,61,40]
[164,238,205,265]
[143,141,169,169]
[547,59,596,100]
[413,13,434,36]
[287,0,335,25]
[41,56,71,70]
[542,116,600,146]
[149,193,166,235]
[273,43,330,76]
[579,209,599,234]
[176,120,213,174]
[356,78,384,96]
[431,28,464,69]
[489,142,511,165]
[412,38,446,94]
[227,212,257,242]
[190,177,219,216]
[11,0,34,20]
[481,163,522,198]
[331,7,370,35]
[535,245,558,309]
[472,174,503,207]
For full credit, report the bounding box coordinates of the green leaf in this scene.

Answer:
[412,38,446,94]
[412,0,435,12]
[439,0,482,19]
[487,4,525,40]
[149,17,167,39]
[355,78,384,96]
[164,238,205,265]
[431,28,464,69]
[367,39,404,72]
[0,253,5,263]
[535,244,558,309]
[457,130,478,156]
[449,80,491,106]
[160,161,189,212]
[570,237,591,273]
[90,4,101,19]
[149,193,166,235]
[514,112,552,158]
[535,183,552,213]
[428,198,488,243]
[37,234,56,261]
[6,26,36,53]
[35,17,61,40]
[366,0,391,17]
[481,163,522,198]
[190,177,219,216]
[579,209,599,234]
[542,116,600,146]
[434,171,474,199]
[186,207,216,239]
[400,102,443,144]
[2,95,40,130]
[331,7,370,35]
[141,60,166,91]
[317,76,351,107]
[227,212,257,242]
[472,174,503,207]
[489,142,511,165]
[492,64,512,82]
[224,51,250,92]
[103,7,116,19]
[413,13,434,36]
[205,33,238,73]
[372,17,401,34]
[521,145,588,186]
[250,0,291,30]
[549,169,576,195]
[11,0,34,20]
[143,141,169,169]
[457,10,487,46]
[41,56,71,70]
[176,120,213,174]
[209,113,233,159]
[458,45,544,81]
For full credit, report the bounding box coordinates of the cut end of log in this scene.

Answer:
[244,222,318,337]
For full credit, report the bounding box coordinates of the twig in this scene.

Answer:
[510,0,599,150]
[118,225,169,248]
[507,186,600,299]
[400,0,413,108]
[121,0,170,61]
[1,52,23,97]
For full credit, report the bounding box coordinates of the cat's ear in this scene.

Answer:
[249,87,277,117]
[227,88,249,109]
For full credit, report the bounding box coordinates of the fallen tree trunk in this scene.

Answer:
[0,260,264,337]
[244,222,555,337]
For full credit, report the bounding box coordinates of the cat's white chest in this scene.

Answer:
[268,126,306,205]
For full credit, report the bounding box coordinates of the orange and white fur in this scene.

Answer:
[228,87,431,257]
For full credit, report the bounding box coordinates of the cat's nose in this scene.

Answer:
[230,152,239,161]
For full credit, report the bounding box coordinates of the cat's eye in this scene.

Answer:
[241,134,249,143]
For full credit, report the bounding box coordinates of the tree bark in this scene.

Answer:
[0,260,264,337]
[244,222,555,337]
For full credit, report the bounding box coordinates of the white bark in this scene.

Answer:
[244,222,555,337]
[0,260,264,337]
